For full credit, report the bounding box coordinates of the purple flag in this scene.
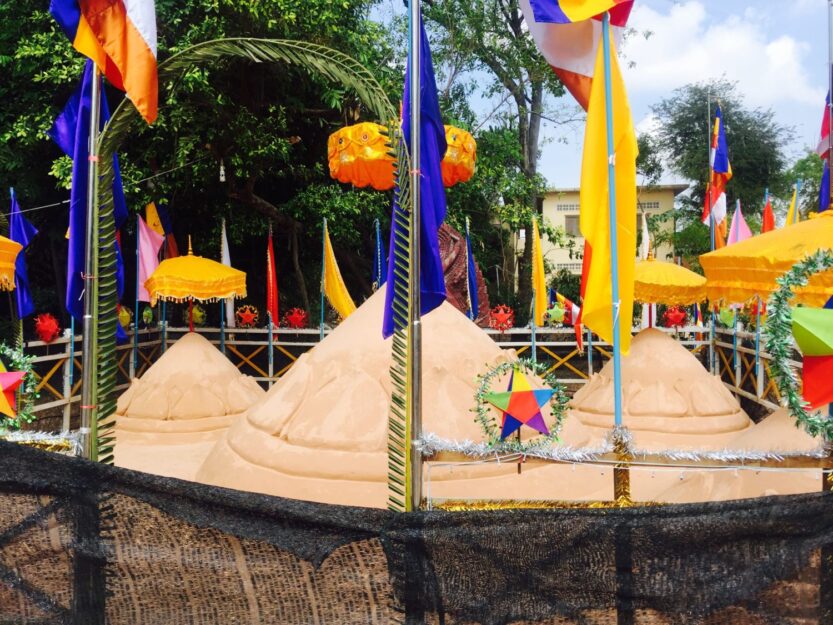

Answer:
[8,188,38,318]
[382,14,447,337]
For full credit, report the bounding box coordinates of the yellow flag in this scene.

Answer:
[145,202,166,236]
[784,186,799,226]
[531,219,547,326]
[579,30,637,354]
[323,223,356,320]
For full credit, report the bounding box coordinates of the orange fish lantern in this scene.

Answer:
[327,122,394,191]
[441,125,476,187]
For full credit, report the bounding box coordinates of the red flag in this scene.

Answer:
[761,196,775,233]
[266,227,279,325]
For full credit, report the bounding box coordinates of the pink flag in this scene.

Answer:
[137,214,164,301]
[726,202,752,245]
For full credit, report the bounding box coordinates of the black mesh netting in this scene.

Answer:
[2,440,833,625]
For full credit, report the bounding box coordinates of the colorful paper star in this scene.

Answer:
[484,368,555,440]
[0,371,25,419]
[792,307,833,409]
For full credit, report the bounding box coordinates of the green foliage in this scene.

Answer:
[550,268,580,304]
[784,151,825,218]
[650,79,793,265]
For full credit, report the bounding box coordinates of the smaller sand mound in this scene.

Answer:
[570,328,752,450]
[114,332,265,481]
[727,408,823,454]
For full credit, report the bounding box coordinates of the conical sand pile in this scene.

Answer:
[571,328,753,450]
[114,332,265,480]
[196,289,612,508]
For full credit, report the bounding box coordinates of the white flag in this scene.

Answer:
[221,219,236,328]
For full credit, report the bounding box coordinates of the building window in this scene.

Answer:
[564,215,580,236]
[556,203,579,212]
[638,201,660,210]
[556,262,582,272]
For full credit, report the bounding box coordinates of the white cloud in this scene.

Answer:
[621,1,824,108]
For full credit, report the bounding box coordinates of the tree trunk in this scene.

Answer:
[290,226,311,313]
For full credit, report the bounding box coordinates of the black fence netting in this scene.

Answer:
[1,439,833,625]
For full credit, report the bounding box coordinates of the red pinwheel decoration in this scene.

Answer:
[489,304,515,332]
[662,306,687,328]
[484,367,555,439]
[236,305,259,328]
[283,308,308,329]
[33,313,61,344]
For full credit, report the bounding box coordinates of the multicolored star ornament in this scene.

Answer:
[483,367,555,439]
[0,371,25,419]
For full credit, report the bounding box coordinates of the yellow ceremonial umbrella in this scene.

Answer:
[634,257,707,306]
[700,211,833,306]
[145,239,246,330]
[0,236,22,291]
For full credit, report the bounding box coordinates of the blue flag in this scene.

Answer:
[465,220,478,320]
[382,15,447,337]
[49,59,128,323]
[372,219,387,290]
[8,188,38,318]
[820,160,830,213]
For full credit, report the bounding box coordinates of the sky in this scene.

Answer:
[539,0,829,188]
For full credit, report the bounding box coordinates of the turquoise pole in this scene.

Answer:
[601,13,624,428]
[133,214,140,375]
[530,289,537,364]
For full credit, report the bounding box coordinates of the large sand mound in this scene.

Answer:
[114,332,265,480]
[571,328,753,450]
[196,289,614,507]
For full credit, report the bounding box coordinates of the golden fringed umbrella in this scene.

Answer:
[700,211,833,306]
[327,122,476,190]
[0,236,22,292]
[634,257,707,305]
[145,239,247,330]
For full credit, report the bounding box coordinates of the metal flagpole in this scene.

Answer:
[320,219,326,343]
[407,0,423,512]
[465,216,473,320]
[132,215,141,377]
[530,289,537,363]
[80,65,102,460]
[600,13,623,429]
[707,91,717,375]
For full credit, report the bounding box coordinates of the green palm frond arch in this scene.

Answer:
[94,39,410,488]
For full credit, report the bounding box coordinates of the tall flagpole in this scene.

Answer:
[707,91,717,375]
[407,0,423,512]
[80,65,102,460]
[132,214,141,375]
[601,13,623,429]
[828,1,833,169]
[320,219,326,342]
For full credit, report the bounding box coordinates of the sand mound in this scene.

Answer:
[570,328,753,450]
[196,289,612,507]
[114,332,265,480]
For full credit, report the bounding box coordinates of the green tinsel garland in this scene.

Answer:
[473,358,570,451]
[0,342,39,429]
[764,249,833,439]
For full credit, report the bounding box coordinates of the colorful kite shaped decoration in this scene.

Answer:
[792,307,833,409]
[483,367,556,439]
[0,371,25,419]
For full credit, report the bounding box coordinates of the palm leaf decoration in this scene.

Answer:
[96,38,413,499]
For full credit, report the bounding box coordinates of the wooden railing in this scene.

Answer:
[23,322,793,429]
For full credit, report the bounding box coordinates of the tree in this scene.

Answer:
[649,79,792,265]
[784,151,825,218]
[423,0,577,307]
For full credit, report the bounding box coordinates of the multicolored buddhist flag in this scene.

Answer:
[145,201,178,259]
[322,221,356,320]
[531,218,547,326]
[701,106,732,240]
[266,226,279,325]
[555,290,583,350]
[51,0,158,124]
[578,27,637,354]
[519,0,634,110]
[8,189,38,319]
[816,77,831,159]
